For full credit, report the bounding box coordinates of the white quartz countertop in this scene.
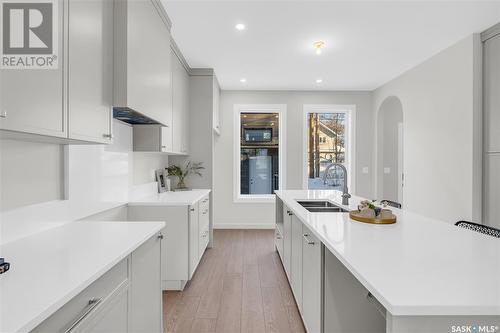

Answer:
[0,221,165,333]
[275,190,500,316]
[128,189,211,206]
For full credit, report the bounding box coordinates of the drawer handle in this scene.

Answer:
[202,199,208,203]
[302,234,315,245]
[157,233,164,240]
[102,134,113,139]
[0,111,7,118]
[190,208,195,212]
[64,298,103,333]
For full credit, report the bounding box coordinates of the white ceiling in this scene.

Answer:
[162,1,500,91]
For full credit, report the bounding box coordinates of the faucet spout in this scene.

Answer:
[322,163,351,205]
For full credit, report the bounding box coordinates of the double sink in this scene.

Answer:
[297,200,349,213]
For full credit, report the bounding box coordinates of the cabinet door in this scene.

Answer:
[302,225,322,333]
[291,215,303,310]
[198,202,210,259]
[0,0,66,138]
[68,0,113,143]
[213,77,220,133]
[283,206,292,278]
[189,203,199,278]
[127,0,172,126]
[130,234,163,333]
[161,126,173,152]
[484,34,500,153]
[172,49,190,154]
[484,154,500,228]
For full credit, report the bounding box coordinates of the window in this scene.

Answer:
[234,105,286,202]
[303,105,355,191]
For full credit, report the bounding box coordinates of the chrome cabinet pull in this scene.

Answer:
[157,233,164,240]
[190,208,195,212]
[103,134,113,139]
[64,298,103,333]
[0,111,6,118]
[302,234,315,245]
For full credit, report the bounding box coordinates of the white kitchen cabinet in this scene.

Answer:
[291,215,303,310]
[128,195,211,290]
[189,203,200,278]
[483,28,500,228]
[484,154,500,229]
[275,227,284,260]
[129,231,163,332]
[114,0,172,127]
[302,224,323,333]
[0,0,66,139]
[282,205,292,279]
[172,49,190,154]
[133,124,172,152]
[198,194,210,259]
[68,0,113,143]
[484,33,500,153]
[213,77,221,134]
[32,234,162,333]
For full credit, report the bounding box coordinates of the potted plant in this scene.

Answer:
[166,161,204,190]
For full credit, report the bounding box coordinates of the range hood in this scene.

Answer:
[113,107,161,125]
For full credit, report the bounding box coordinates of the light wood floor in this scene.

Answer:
[163,229,305,333]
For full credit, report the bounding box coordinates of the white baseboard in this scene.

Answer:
[213,223,275,229]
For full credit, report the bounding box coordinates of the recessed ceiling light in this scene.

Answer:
[235,23,246,31]
[313,41,325,55]
[316,78,323,84]
[240,78,247,83]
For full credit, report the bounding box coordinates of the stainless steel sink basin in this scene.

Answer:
[296,200,349,213]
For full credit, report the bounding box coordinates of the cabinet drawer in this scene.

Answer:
[199,194,210,215]
[32,259,128,332]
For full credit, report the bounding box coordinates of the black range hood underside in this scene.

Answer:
[113,107,161,125]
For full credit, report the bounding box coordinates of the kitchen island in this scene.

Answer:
[275,190,500,333]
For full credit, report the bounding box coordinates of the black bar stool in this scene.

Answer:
[455,221,500,239]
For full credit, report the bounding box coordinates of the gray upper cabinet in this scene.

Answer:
[172,49,190,154]
[0,0,66,138]
[114,0,173,127]
[0,0,114,144]
[68,0,113,143]
[484,32,500,153]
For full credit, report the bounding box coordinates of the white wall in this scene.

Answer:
[214,90,373,228]
[373,34,483,223]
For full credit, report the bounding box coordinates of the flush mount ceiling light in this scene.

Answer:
[235,23,246,31]
[240,78,247,83]
[313,41,325,55]
[316,78,323,84]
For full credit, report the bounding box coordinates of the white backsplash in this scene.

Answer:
[0,120,167,244]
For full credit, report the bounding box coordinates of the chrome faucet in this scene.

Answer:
[322,163,351,205]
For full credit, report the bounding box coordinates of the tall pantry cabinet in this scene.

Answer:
[482,23,500,229]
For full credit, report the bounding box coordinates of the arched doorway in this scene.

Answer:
[377,96,404,205]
